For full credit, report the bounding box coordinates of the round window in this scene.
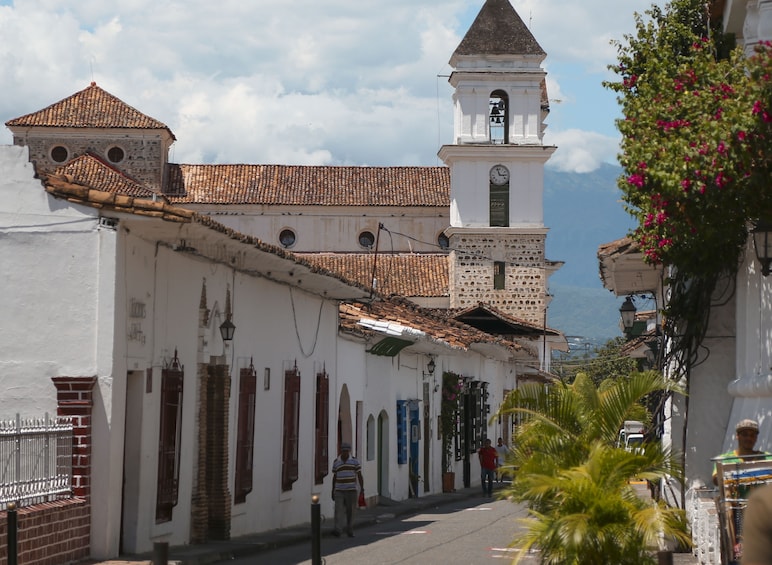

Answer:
[438,233,450,250]
[107,146,125,163]
[279,229,297,248]
[50,146,68,163]
[358,231,375,249]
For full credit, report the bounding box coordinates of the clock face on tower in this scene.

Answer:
[490,165,509,185]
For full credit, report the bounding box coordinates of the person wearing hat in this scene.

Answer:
[331,441,364,538]
[712,419,768,489]
[711,420,770,564]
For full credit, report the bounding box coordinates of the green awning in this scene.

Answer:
[366,337,414,357]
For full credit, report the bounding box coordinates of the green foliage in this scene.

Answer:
[498,372,689,564]
[556,337,639,385]
[604,0,772,377]
[440,371,461,472]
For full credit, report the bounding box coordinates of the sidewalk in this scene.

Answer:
[83,483,700,565]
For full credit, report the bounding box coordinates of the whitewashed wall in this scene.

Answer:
[112,229,346,553]
[187,204,449,253]
[445,157,546,229]
[0,145,103,417]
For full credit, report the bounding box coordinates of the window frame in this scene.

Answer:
[234,364,257,504]
[281,366,301,491]
[155,352,184,523]
[314,371,330,484]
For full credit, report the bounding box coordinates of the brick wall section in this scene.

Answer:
[190,362,232,542]
[190,361,210,544]
[205,364,231,540]
[449,233,547,324]
[0,377,96,565]
[52,377,97,497]
[0,498,90,565]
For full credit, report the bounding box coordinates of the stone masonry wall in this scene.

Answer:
[13,133,166,192]
[449,232,547,324]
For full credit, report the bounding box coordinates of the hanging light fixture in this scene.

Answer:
[752,220,772,276]
[619,296,637,333]
[427,357,436,375]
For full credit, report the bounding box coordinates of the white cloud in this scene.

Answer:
[545,129,621,173]
[0,0,654,171]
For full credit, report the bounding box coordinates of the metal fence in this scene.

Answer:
[0,413,73,507]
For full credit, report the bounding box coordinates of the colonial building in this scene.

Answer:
[1,0,566,560]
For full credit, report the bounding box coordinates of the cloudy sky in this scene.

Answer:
[0,0,655,173]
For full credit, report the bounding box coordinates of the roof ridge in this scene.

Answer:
[451,0,545,60]
[5,82,176,139]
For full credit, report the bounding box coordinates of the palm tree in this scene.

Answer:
[498,371,690,565]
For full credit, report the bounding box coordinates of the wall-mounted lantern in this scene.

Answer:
[752,220,772,276]
[219,318,236,342]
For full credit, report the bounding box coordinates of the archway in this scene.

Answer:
[377,409,390,498]
[337,384,353,454]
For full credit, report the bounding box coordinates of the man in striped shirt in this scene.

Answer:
[331,442,364,537]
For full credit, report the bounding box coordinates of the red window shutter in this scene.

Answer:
[281,368,301,491]
[156,353,184,523]
[315,372,329,484]
[234,365,257,504]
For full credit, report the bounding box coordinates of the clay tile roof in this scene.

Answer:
[339,296,527,354]
[5,82,176,140]
[54,153,164,200]
[452,0,545,59]
[597,236,639,260]
[164,164,449,207]
[298,253,449,298]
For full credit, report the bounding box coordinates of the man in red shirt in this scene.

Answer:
[478,438,498,497]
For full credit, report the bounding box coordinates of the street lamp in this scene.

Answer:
[619,296,637,334]
[219,318,236,342]
[752,220,772,277]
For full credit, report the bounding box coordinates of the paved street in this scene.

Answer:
[216,494,531,565]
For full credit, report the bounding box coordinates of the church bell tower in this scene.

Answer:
[439,0,557,325]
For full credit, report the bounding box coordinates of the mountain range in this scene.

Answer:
[543,163,637,345]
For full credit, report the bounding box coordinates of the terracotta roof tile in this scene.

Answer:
[339,297,528,355]
[5,83,175,139]
[597,236,639,259]
[165,164,449,207]
[298,253,449,297]
[452,0,545,59]
[54,154,164,200]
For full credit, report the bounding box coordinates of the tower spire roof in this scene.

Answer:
[451,0,545,60]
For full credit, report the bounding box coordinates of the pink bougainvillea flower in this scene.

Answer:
[627,173,645,188]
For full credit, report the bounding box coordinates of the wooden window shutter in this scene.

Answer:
[314,371,329,484]
[234,364,257,504]
[156,352,184,523]
[281,367,301,491]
